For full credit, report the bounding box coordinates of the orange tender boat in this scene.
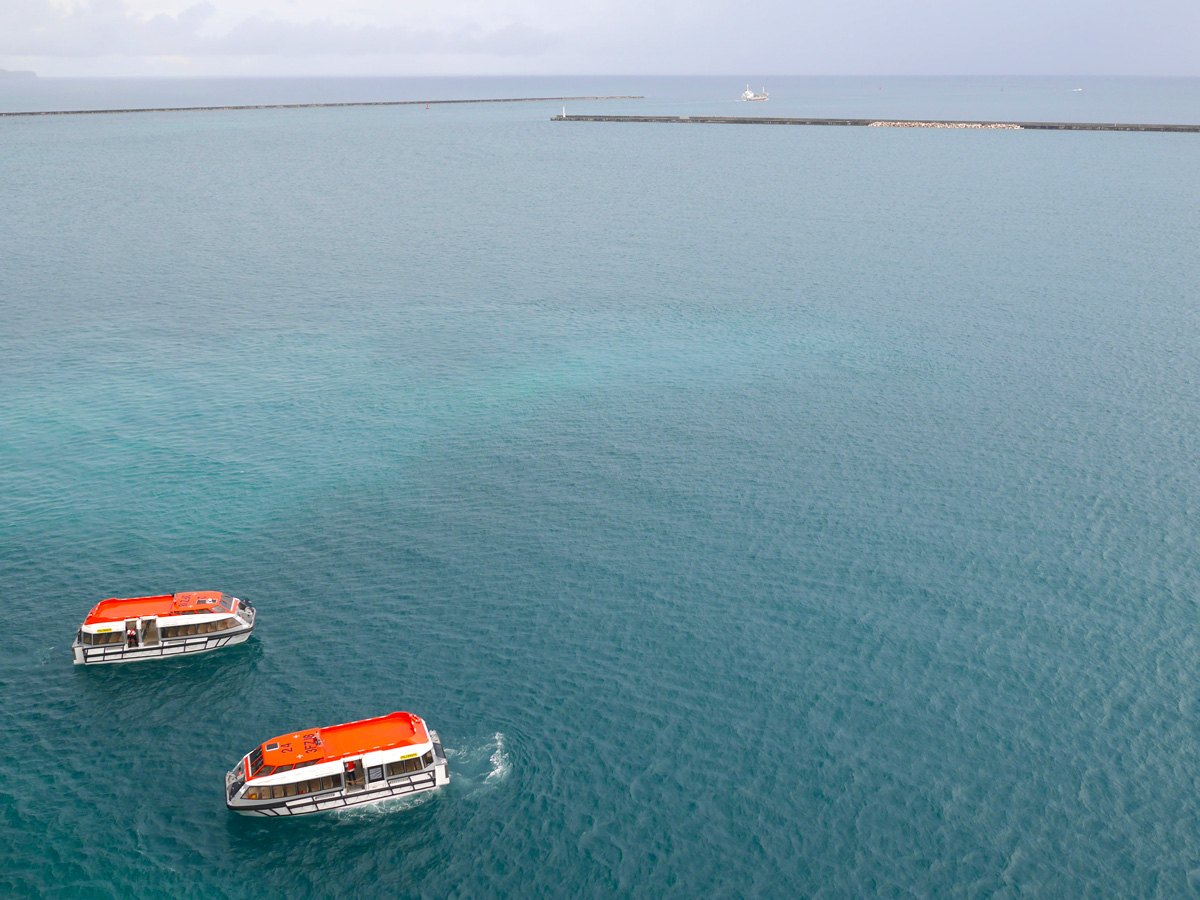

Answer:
[226,711,448,816]
[72,590,256,665]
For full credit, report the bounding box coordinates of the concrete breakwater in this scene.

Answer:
[553,114,1200,134]
[1,96,643,118]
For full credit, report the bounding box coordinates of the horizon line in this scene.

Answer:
[6,72,1200,81]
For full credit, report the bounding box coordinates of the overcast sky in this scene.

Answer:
[2,0,1197,78]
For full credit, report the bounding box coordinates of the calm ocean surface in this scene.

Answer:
[2,77,1200,899]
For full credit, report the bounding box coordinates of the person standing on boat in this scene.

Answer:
[126,625,138,648]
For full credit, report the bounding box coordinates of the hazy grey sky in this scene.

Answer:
[3,0,1197,77]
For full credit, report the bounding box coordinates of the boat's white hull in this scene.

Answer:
[72,623,254,665]
[231,761,450,817]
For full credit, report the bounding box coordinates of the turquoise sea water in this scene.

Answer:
[2,77,1200,899]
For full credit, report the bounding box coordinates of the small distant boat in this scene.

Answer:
[741,85,769,102]
[72,590,255,665]
[226,711,449,816]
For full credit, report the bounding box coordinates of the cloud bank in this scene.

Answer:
[2,0,1198,77]
[1,1,554,59]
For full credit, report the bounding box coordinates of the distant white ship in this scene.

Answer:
[741,85,769,102]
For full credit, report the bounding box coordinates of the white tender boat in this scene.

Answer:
[226,711,449,816]
[72,590,255,665]
[741,85,769,101]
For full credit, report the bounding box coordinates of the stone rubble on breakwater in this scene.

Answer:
[869,121,1022,129]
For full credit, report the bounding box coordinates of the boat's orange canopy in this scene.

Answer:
[259,712,429,769]
[83,591,226,625]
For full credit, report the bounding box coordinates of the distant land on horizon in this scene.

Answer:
[0,69,37,79]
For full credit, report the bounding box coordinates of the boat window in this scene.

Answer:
[367,766,384,782]
[297,777,336,796]
[245,775,339,803]
[163,618,233,638]
[422,751,434,768]
[217,594,236,613]
[387,756,422,777]
[250,757,285,777]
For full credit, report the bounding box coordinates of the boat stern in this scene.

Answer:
[430,730,450,787]
[235,597,256,633]
[225,758,249,810]
[71,630,86,666]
